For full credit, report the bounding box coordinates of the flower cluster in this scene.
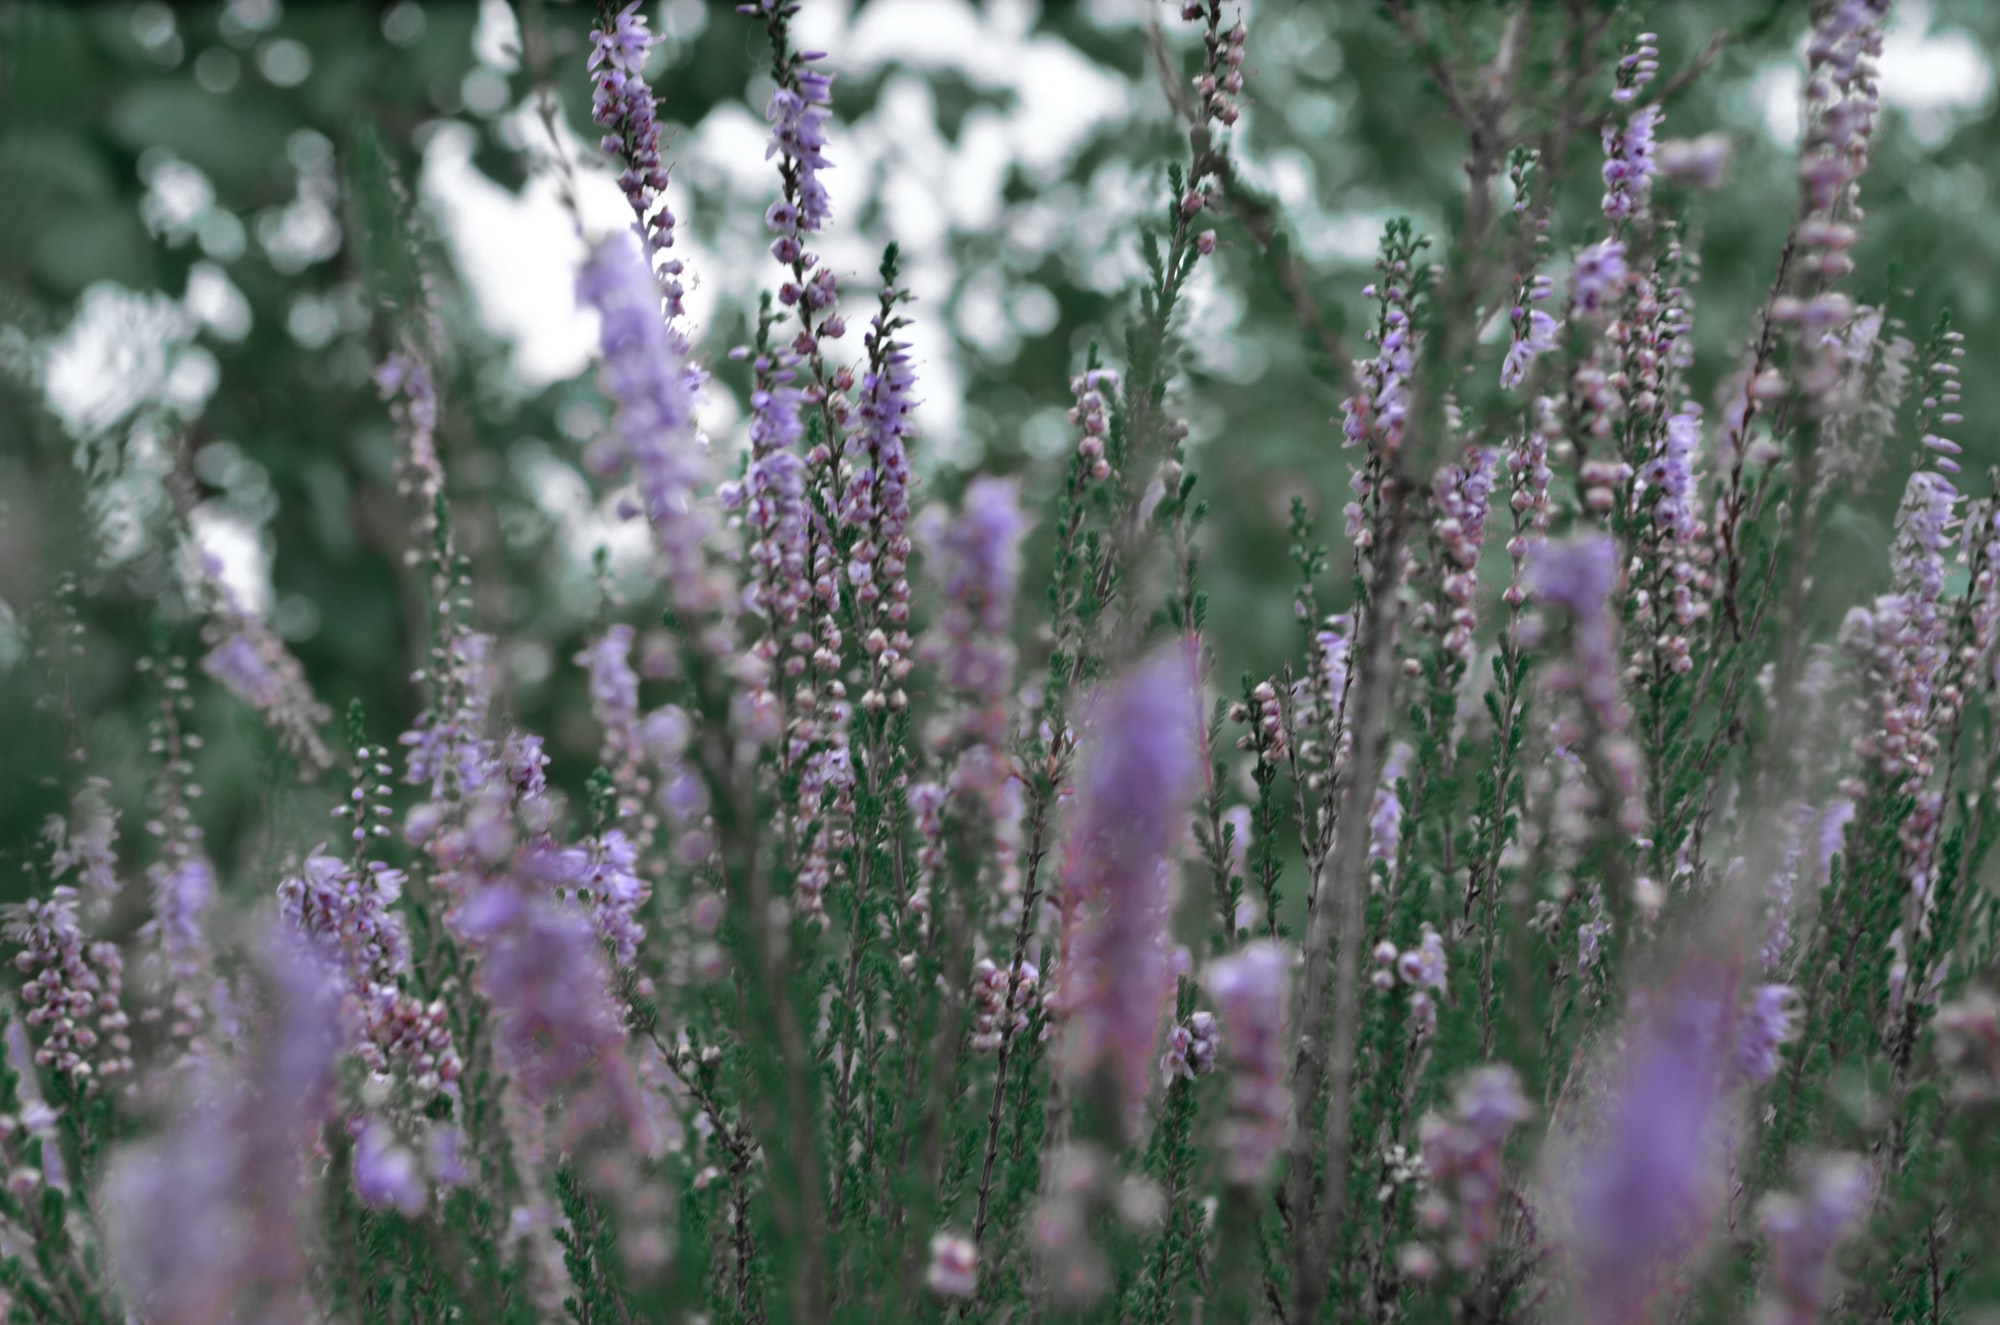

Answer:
[6,887,132,1084]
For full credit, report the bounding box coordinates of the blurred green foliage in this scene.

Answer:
[3,0,1999,903]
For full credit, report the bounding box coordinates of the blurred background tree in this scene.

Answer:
[2,0,1996,903]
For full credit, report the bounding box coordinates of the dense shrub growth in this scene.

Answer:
[3,1,2000,1322]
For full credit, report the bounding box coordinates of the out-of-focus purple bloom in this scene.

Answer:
[1935,989,2000,1104]
[102,927,343,1325]
[1370,741,1412,867]
[5,885,131,1084]
[44,777,121,903]
[1566,958,1741,1324]
[1419,1065,1532,1269]
[1054,645,1203,1123]
[577,625,642,751]
[924,477,1024,700]
[926,1232,979,1297]
[920,477,1026,833]
[577,232,716,620]
[1758,1154,1872,1325]
[1799,1,1888,214]
[452,880,651,1154]
[1207,940,1288,1184]
[1657,133,1732,188]
[1571,240,1629,314]
[969,957,1038,1053]
[202,633,281,710]
[1396,923,1447,992]
[194,554,335,773]
[429,1122,471,1187]
[199,626,334,773]
[352,1117,427,1217]
[143,852,217,1049]
[1526,533,1626,734]
[1761,806,1812,971]
[1735,983,1799,1082]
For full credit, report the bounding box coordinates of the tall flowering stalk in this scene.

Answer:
[589,0,686,316]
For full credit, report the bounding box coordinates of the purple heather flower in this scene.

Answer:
[1601,103,1661,221]
[1852,470,1961,786]
[969,957,1038,1052]
[1500,307,1560,389]
[1647,404,1703,545]
[401,630,499,803]
[279,850,411,991]
[1341,277,1416,460]
[1369,741,1412,866]
[278,849,462,1092]
[921,477,1026,817]
[590,1,683,306]
[352,1117,427,1217]
[1432,447,1499,658]
[579,830,649,969]
[1758,1154,1872,1325]
[926,1232,978,1298]
[1735,983,1799,1082]
[142,852,218,1047]
[1761,806,1812,971]
[102,926,343,1325]
[763,56,835,235]
[5,885,132,1084]
[1526,533,1625,733]
[578,624,642,746]
[429,1123,470,1187]
[1206,940,1288,1184]
[841,309,919,630]
[1160,1010,1220,1084]
[1571,239,1629,314]
[1054,645,1203,1123]
[1397,923,1447,992]
[1419,1065,1532,1269]
[44,777,121,903]
[202,632,282,710]
[1567,958,1742,1323]
[452,880,651,1153]
[1657,133,1732,188]
[577,232,716,620]
[195,572,334,773]
[739,347,812,630]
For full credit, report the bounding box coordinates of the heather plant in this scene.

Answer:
[6,0,2000,1322]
